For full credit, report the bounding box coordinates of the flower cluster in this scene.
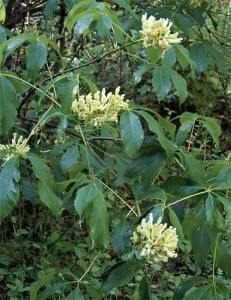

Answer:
[0,133,30,161]
[140,14,182,54]
[190,0,203,7]
[71,87,128,127]
[131,214,178,263]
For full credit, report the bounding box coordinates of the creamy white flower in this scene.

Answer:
[0,133,30,161]
[71,87,129,127]
[140,14,182,54]
[131,214,178,263]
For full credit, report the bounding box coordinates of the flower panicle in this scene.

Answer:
[71,87,129,127]
[0,133,30,161]
[140,14,182,54]
[131,214,178,263]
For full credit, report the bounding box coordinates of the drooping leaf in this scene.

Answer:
[26,41,48,81]
[43,0,59,19]
[66,286,85,300]
[0,35,28,65]
[28,155,62,216]
[139,275,151,300]
[133,64,152,84]
[168,208,185,241]
[191,226,210,267]
[205,194,216,221]
[152,66,172,99]
[75,183,110,248]
[64,0,94,31]
[147,46,162,64]
[175,120,193,146]
[0,75,17,135]
[137,110,176,157]
[174,13,193,36]
[173,276,207,300]
[112,221,132,256]
[0,157,20,223]
[174,44,194,70]
[74,13,95,38]
[204,44,228,75]
[102,262,139,292]
[60,145,79,171]
[89,187,110,248]
[120,111,144,158]
[168,68,188,103]
[201,116,221,149]
[184,154,206,185]
[209,230,231,277]
[190,43,208,72]
[96,15,112,38]
[184,285,213,300]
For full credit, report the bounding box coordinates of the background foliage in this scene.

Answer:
[0,0,230,299]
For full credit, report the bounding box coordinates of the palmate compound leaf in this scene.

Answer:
[74,183,110,249]
[120,111,144,158]
[0,75,17,135]
[0,157,20,223]
[28,155,62,216]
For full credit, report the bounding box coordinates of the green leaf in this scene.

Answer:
[102,262,139,292]
[173,44,193,69]
[0,75,17,135]
[147,46,162,64]
[64,0,94,31]
[26,41,48,81]
[0,35,28,65]
[89,187,110,248]
[184,154,206,185]
[175,120,193,146]
[60,145,79,171]
[201,116,221,149]
[204,44,228,75]
[173,276,207,300]
[28,155,62,216]
[191,226,210,267]
[37,282,70,300]
[113,0,139,20]
[174,13,193,36]
[190,43,208,72]
[112,221,132,256]
[184,285,213,300]
[0,25,6,44]
[125,149,167,188]
[30,271,55,300]
[168,68,188,103]
[74,183,96,219]
[75,183,110,248]
[205,194,216,221]
[66,287,85,300]
[139,275,151,300]
[137,111,176,157]
[0,157,20,223]
[209,230,231,277]
[168,208,185,241]
[133,64,152,84]
[161,47,176,67]
[43,0,59,19]
[74,13,95,38]
[120,111,144,158]
[96,15,112,38]
[152,66,172,99]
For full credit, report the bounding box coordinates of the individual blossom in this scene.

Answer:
[71,87,129,127]
[140,14,182,54]
[131,214,178,263]
[0,133,30,161]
